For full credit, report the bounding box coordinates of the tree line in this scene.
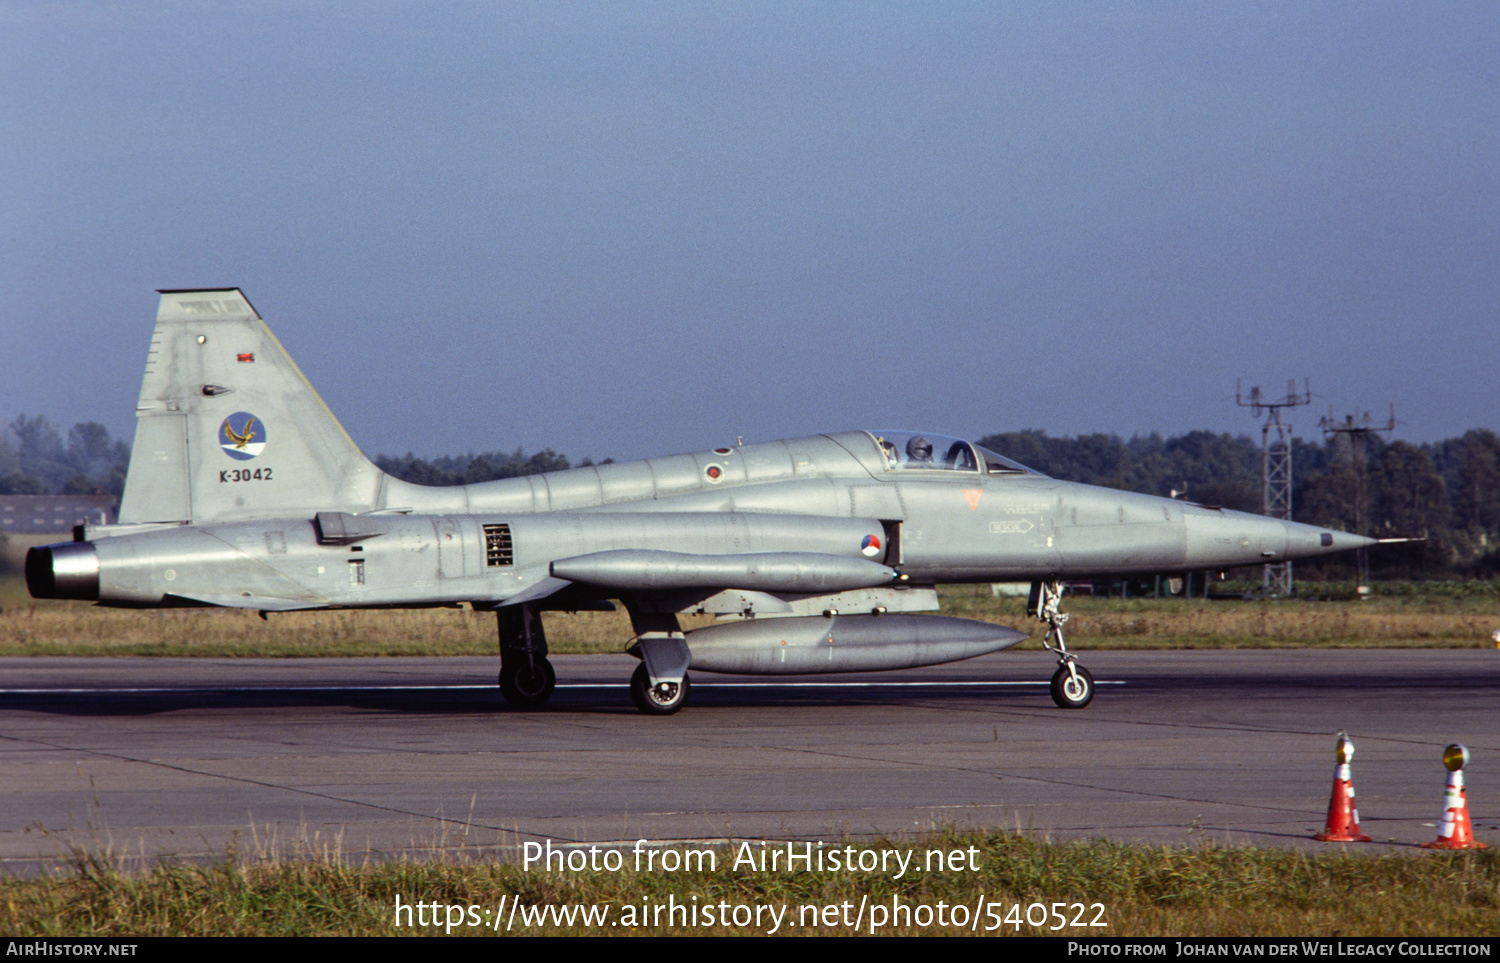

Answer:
[3,414,1496,578]
[0,416,131,496]
[0,416,608,496]
[372,449,610,486]
[976,429,1499,579]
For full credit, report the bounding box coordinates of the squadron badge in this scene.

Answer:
[219,412,267,460]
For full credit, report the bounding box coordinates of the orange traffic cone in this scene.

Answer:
[1421,744,1488,850]
[1316,732,1373,842]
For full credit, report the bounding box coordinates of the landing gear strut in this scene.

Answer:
[624,603,693,715]
[1030,580,1094,709]
[497,604,555,708]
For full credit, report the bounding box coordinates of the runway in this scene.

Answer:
[0,649,1495,870]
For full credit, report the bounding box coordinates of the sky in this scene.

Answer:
[2,2,1497,464]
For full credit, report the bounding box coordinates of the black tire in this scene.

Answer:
[499,658,556,708]
[1050,664,1094,709]
[629,663,690,715]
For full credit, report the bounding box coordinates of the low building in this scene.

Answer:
[0,495,118,535]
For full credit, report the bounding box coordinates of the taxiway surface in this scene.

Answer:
[0,650,1494,869]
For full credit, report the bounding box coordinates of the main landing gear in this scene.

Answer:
[630,664,690,715]
[495,601,692,714]
[497,604,555,709]
[1030,579,1094,709]
[625,604,693,716]
[500,658,555,708]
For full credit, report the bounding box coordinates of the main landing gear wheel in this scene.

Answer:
[499,658,556,709]
[1050,664,1094,709]
[630,663,690,715]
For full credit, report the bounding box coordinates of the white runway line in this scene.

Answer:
[0,680,1123,694]
[641,680,1124,688]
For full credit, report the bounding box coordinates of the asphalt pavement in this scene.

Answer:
[0,649,1494,871]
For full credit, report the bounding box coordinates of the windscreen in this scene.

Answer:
[864,432,1039,475]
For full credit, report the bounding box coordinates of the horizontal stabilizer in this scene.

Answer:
[550,550,898,593]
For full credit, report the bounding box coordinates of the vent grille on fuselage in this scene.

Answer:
[483,524,514,567]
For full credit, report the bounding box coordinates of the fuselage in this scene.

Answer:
[30,430,1369,610]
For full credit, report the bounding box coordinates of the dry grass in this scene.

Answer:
[0,602,724,658]
[940,585,1500,650]
[0,576,1496,657]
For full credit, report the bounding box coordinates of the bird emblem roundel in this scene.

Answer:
[219,412,267,460]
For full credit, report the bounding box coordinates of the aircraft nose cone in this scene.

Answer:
[1282,521,1377,559]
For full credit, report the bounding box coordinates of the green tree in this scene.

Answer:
[1368,442,1450,578]
[1448,430,1500,535]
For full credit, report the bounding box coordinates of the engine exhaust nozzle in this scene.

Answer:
[25,542,100,600]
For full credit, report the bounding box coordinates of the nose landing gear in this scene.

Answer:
[1030,580,1094,709]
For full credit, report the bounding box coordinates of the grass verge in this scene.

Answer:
[2,576,1498,657]
[3,830,1496,936]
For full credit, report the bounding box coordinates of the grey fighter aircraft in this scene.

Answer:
[27,289,1374,714]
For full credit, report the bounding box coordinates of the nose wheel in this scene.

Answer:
[1050,663,1094,709]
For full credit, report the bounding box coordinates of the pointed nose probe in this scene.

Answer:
[1281,521,1377,560]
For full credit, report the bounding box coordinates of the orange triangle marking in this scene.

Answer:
[962,489,983,511]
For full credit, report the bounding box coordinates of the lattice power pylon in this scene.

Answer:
[1237,379,1311,596]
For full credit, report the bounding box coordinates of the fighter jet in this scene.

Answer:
[26,289,1374,714]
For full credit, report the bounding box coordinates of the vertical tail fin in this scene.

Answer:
[118,289,383,524]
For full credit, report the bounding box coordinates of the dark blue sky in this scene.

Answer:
[3,2,1497,463]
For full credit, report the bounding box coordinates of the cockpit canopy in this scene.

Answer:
[866,431,1038,475]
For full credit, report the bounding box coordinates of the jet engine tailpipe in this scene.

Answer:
[25,542,100,601]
